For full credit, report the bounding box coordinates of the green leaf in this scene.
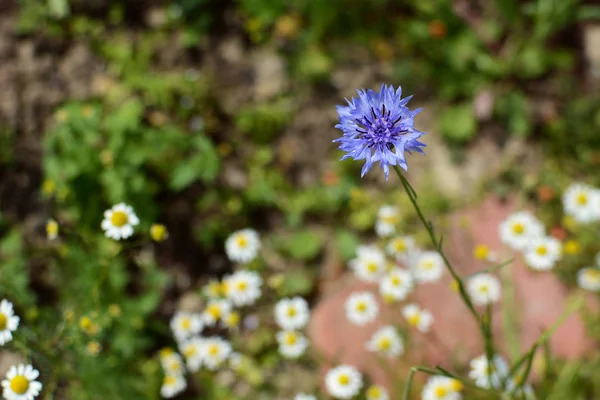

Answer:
[439,103,477,143]
[280,230,323,261]
[335,230,360,261]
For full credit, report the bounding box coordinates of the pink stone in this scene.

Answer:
[309,194,595,394]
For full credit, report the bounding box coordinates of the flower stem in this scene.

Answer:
[392,166,478,321]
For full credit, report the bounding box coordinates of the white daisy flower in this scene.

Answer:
[386,236,416,260]
[577,267,600,292]
[294,394,317,400]
[170,312,203,342]
[563,184,600,224]
[202,299,232,327]
[223,270,263,307]
[349,245,387,282]
[467,274,501,306]
[422,376,463,400]
[365,384,389,400]
[379,268,413,302]
[200,336,232,371]
[324,365,363,400]
[366,325,404,357]
[499,211,544,251]
[160,374,187,398]
[469,354,509,389]
[225,229,261,263]
[344,292,379,326]
[274,297,310,330]
[413,251,444,283]
[0,300,19,346]
[160,353,186,377]
[1,364,43,400]
[402,304,434,333]
[101,203,139,240]
[524,236,562,271]
[179,337,205,372]
[375,206,400,237]
[276,330,309,359]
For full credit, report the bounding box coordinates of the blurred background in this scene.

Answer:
[1,0,600,399]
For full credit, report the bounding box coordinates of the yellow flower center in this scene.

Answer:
[183,346,197,358]
[407,313,421,327]
[0,313,7,330]
[226,312,240,327]
[169,362,182,372]
[46,220,58,237]
[286,307,297,317]
[236,280,248,291]
[150,224,168,241]
[564,240,580,255]
[159,347,174,358]
[337,374,350,386]
[207,344,219,356]
[221,282,231,295]
[382,215,398,225]
[478,284,489,294]
[393,239,406,252]
[576,193,588,205]
[421,261,434,270]
[236,236,248,248]
[450,379,464,391]
[208,282,221,297]
[378,337,391,350]
[536,246,548,256]
[473,244,489,260]
[512,223,525,235]
[366,262,378,273]
[207,304,221,319]
[164,375,177,386]
[367,386,381,398]
[356,302,367,313]
[284,332,298,345]
[585,269,600,280]
[390,276,402,286]
[9,376,29,395]
[180,317,191,330]
[434,386,448,397]
[110,211,129,227]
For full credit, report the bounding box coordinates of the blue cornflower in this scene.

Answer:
[334,84,426,180]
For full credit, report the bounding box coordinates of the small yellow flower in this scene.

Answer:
[473,244,490,261]
[108,304,121,318]
[224,311,240,329]
[267,274,284,290]
[562,216,577,231]
[42,179,56,196]
[79,316,100,335]
[449,379,463,392]
[55,109,68,122]
[86,341,102,356]
[563,240,580,255]
[150,224,169,242]
[159,347,175,359]
[46,219,59,240]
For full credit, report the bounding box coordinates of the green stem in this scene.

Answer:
[392,166,479,322]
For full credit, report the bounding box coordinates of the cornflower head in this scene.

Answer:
[334,84,426,180]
